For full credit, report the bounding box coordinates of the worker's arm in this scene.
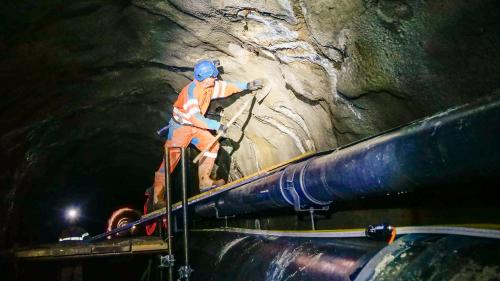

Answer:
[210,81,248,100]
[174,106,221,131]
[189,112,221,130]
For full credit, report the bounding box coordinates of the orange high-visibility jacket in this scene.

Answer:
[172,80,247,130]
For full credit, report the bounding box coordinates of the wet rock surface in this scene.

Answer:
[1,0,499,245]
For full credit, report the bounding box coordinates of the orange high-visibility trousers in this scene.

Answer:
[152,120,219,201]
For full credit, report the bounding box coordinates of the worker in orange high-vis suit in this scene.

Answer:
[151,59,264,207]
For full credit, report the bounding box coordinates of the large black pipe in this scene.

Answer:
[196,95,500,217]
[182,229,500,281]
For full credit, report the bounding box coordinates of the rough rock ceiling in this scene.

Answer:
[1,0,499,246]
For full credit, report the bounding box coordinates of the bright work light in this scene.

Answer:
[65,207,79,222]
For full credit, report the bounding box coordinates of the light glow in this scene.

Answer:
[65,207,79,221]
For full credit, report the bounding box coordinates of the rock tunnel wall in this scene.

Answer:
[1,0,499,246]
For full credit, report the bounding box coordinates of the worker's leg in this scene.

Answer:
[153,122,193,204]
[191,129,225,190]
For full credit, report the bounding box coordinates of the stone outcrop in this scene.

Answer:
[1,0,499,245]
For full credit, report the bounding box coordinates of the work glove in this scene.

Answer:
[217,124,228,136]
[247,79,264,91]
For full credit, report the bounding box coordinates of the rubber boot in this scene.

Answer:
[152,172,166,209]
[198,158,225,192]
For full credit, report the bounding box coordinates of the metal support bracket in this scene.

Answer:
[212,205,235,228]
[286,183,329,230]
[287,182,329,212]
[159,254,175,268]
[177,265,194,280]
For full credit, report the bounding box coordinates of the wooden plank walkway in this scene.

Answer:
[14,236,168,260]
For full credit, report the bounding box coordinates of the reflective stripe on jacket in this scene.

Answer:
[172,80,247,130]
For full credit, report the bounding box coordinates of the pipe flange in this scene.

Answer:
[279,165,296,206]
[299,159,332,206]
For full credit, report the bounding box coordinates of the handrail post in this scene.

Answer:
[165,147,174,281]
[178,148,193,280]
[159,147,175,281]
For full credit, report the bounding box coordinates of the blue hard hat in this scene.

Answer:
[194,59,219,81]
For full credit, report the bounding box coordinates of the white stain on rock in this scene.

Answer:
[272,103,316,151]
[249,141,261,171]
[256,116,306,153]
[246,12,298,42]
